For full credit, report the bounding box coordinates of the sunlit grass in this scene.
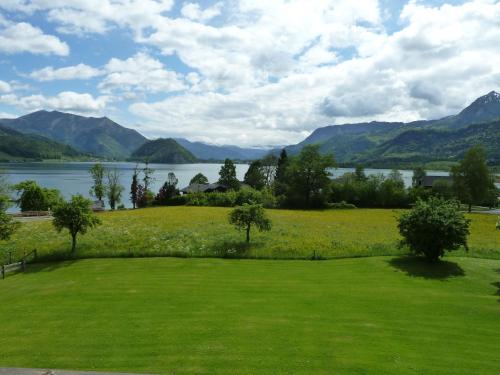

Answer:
[4,207,499,262]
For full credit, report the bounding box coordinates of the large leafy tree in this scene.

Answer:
[52,195,101,253]
[398,197,470,261]
[229,203,271,243]
[285,145,335,207]
[106,169,124,210]
[451,145,492,212]
[14,180,63,212]
[218,159,240,190]
[243,160,266,190]
[190,173,209,185]
[89,163,106,202]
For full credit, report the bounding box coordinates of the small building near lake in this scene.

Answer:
[180,183,228,195]
[416,175,453,188]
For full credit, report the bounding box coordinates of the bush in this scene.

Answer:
[398,197,471,261]
[185,188,278,208]
[328,201,356,209]
[167,195,188,206]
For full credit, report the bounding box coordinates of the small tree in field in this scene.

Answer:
[52,195,101,253]
[229,203,271,243]
[89,163,106,202]
[398,197,470,261]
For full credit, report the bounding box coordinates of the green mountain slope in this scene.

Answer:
[0,124,83,161]
[356,121,500,166]
[287,91,500,165]
[0,110,147,159]
[131,138,198,163]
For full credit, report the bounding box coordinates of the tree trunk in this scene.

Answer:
[71,233,77,254]
[246,224,251,243]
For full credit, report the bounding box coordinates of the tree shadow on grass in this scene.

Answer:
[388,256,465,280]
[493,269,500,303]
[24,260,77,274]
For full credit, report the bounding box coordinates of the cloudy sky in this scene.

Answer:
[0,0,499,146]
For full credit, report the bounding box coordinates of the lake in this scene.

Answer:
[1,162,451,211]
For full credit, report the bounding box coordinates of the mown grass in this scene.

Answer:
[0,256,499,374]
[4,207,499,262]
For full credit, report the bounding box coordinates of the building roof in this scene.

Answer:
[419,175,453,188]
[180,183,228,194]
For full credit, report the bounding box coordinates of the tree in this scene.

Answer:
[14,180,63,212]
[285,145,335,207]
[274,149,289,195]
[354,165,367,182]
[244,160,266,190]
[155,172,179,205]
[218,159,240,190]
[412,167,426,187]
[260,154,278,187]
[130,165,139,209]
[0,210,19,242]
[229,203,271,243]
[52,195,101,253]
[398,197,470,261]
[89,163,106,202]
[190,173,208,185]
[106,169,124,210]
[142,161,154,192]
[451,145,492,212]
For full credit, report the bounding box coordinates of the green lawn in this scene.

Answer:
[0,256,499,374]
[5,207,500,262]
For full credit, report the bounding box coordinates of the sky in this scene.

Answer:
[0,0,499,147]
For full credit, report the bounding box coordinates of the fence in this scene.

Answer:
[1,249,37,279]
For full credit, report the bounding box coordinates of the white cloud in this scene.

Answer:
[0,91,109,115]
[0,19,69,55]
[29,64,102,81]
[0,80,11,93]
[99,52,186,94]
[181,2,223,22]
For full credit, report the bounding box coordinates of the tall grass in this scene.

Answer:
[3,207,499,262]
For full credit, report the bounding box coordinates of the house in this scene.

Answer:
[416,175,453,188]
[180,183,228,195]
[92,200,105,212]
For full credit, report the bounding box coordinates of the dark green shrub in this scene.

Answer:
[398,197,470,261]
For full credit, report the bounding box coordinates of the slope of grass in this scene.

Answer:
[4,207,499,262]
[0,256,499,374]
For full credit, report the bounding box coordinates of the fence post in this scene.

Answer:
[21,259,26,272]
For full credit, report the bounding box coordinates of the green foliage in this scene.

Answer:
[284,145,335,208]
[14,180,63,211]
[189,173,208,185]
[328,201,356,209]
[451,145,493,211]
[229,203,271,242]
[155,172,179,205]
[185,188,277,208]
[218,159,240,190]
[0,210,20,241]
[412,166,426,187]
[243,160,266,190]
[432,179,454,200]
[106,169,124,210]
[130,165,139,209]
[398,197,471,261]
[354,165,367,181]
[52,194,102,253]
[89,163,105,201]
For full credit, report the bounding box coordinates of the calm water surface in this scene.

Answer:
[0,162,451,211]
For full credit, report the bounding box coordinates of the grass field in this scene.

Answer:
[0,256,499,374]
[4,207,500,262]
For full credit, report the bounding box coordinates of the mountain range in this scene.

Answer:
[286,91,500,166]
[0,91,498,165]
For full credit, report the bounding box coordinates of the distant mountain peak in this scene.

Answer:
[469,90,500,105]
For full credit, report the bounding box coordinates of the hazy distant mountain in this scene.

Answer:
[287,91,500,165]
[131,138,197,164]
[0,123,83,161]
[175,138,270,161]
[0,110,147,159]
